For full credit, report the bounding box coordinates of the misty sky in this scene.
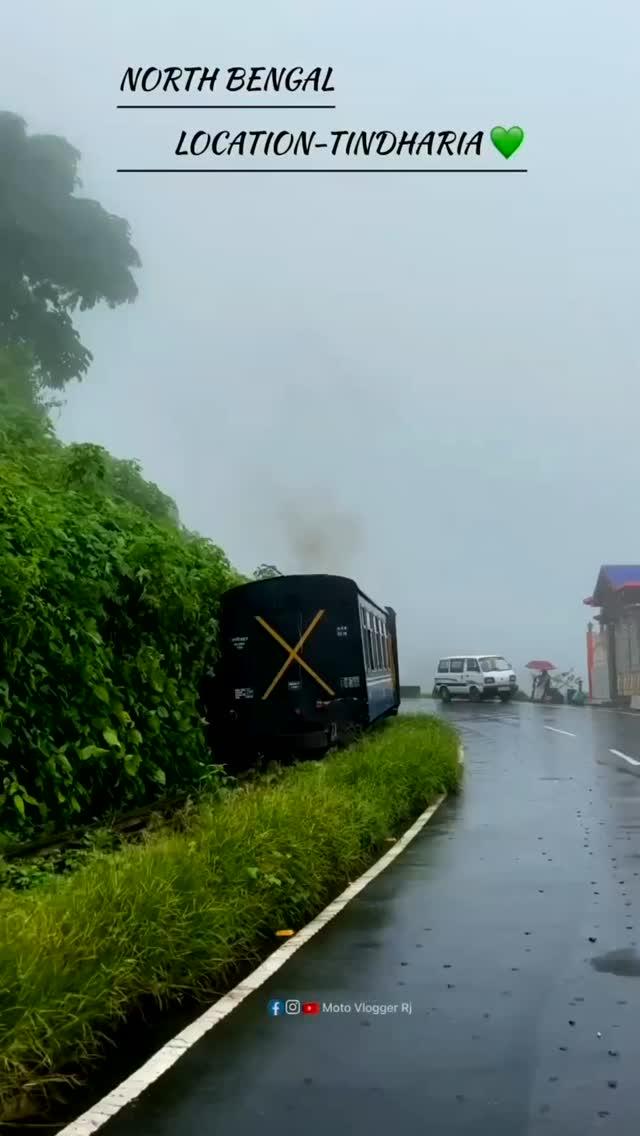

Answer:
[6,0,640,684]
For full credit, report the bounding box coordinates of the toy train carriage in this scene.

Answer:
[213,574,400,755]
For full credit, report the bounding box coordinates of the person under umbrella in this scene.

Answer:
[526,661,557,702]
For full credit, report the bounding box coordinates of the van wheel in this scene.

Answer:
[439,686,451,702]
[469,686,481,702]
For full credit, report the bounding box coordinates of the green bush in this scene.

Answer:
[0,349,242,839]
[0,714,460,1120]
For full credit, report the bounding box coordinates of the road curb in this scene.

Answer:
[58,740,464,1136]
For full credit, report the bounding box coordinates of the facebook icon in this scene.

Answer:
[268,1000,283,1017]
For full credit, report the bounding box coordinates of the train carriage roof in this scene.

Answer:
[221,573,391,616]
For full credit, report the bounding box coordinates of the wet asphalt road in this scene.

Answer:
[97,700,640,1136]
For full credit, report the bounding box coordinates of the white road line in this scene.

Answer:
[610,748,640,767]
[57,744,464,1136]
[544,726,577,737]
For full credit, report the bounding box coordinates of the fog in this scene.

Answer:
[7,0,640,685]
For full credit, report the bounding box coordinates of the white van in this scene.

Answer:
[433,656,518,703]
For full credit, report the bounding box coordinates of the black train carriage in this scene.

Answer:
[212,574,400,761]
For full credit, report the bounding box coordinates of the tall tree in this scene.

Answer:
[0,111,140,389]
[0,346,57,448]
[253,564,284,579]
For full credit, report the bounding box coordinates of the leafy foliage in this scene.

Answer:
[0,827,125,892]
[0,715,460,1121]
[0,349,242,839]
[0,110,140,389]
[60,443,181,526]
[102,453,180,525]
[0,345,58,441]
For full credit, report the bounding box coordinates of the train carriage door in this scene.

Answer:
[385,606,400,705]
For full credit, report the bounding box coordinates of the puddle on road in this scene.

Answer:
[591,948,640,977]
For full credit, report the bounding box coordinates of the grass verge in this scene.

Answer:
[0,714,460,1122]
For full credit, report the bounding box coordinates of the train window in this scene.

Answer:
[361,610,372,671]
[373,620,380,669]
[367,629,374,671]
[383,630,389,668]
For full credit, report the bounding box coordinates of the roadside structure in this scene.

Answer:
[584,565,640,705]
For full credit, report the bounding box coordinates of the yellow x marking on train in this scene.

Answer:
[255,610,335,700]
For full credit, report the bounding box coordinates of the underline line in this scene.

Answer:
[116,167,528,174]
[117,104,337,110]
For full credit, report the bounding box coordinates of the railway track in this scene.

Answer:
[1,792,192,862]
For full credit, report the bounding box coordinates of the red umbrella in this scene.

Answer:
[526,660,557,671]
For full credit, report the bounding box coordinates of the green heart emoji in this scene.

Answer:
[490,125,524,159]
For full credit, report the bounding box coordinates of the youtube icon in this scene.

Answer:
[302,1001,321,1015]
